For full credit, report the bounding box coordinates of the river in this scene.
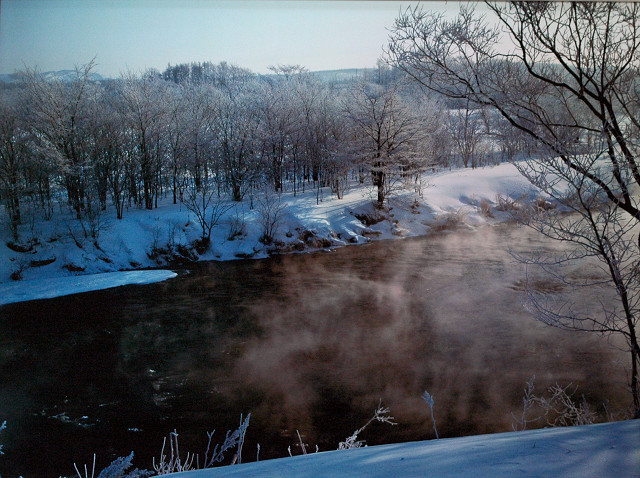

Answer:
[0,223,628,477]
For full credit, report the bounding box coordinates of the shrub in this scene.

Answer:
[432,208,467,231]
[74,452,150,478]
[227,207,246,241]
[354,209,385,227]
[495,193,519,212]
[422,390,439,439]
[338,401,396,450]
[511,376,597,430]
[0,420,6,455]
[257,192,287,244]
[153,413,251,474]
[479,198,494,218]
[153,431,195,474]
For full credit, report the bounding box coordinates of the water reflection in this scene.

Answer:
[0,224,627,477]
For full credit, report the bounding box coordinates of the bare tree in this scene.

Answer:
[298,80,346,202]
[182,173,231,244]
[345,81,429,208]
[88,88,132,220]
[256,189,287,244]
[514,155,639,416]
[0,93,27,240]
[164,84,189,205]
[116,71,167,210]
[256,72,301,193]
[214,88,260,202]
[448,97,485,169]
[21,60,98,218]
[402,93,448,195]
[181,82,217,193]
[387,2,640,415]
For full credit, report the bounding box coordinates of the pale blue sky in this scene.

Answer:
[0,0,461,77]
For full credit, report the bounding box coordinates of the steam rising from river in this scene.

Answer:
[230,226,620,444]
[0,224,627,476]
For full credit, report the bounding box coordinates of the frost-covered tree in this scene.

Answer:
[181,82,217,193]
[116,71,167,210]
[86,87,131,219]
[182,169,231,244]
[448,97,485,169]
[345,81,430,208]
[0,93,27,239]
[214,88,260,201]
[256,70,301,193]
[164,84,189,204]
[316,89,351,200]
[21,60,99,218]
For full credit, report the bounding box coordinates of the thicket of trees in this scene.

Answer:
[0,59,513,244]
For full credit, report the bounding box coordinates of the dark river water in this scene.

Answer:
[0,224,629,477]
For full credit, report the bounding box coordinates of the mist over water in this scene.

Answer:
[0,224,627,477]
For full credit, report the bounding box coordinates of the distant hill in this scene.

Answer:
[0,70,105,84]
[0,67,377,85]
[0,73,21,84]
[257,68,373,86]
[40,69,105,82]
[310,68,373,83]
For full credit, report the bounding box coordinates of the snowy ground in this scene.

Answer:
[0,270,177,306]
[166,420,640,478]
[0,163,542,304]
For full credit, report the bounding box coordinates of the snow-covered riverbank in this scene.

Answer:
[167,420,639,478]
[0,270,177,305]
[1,163,542,303]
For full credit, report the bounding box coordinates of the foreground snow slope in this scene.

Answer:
[169,420,639,478]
